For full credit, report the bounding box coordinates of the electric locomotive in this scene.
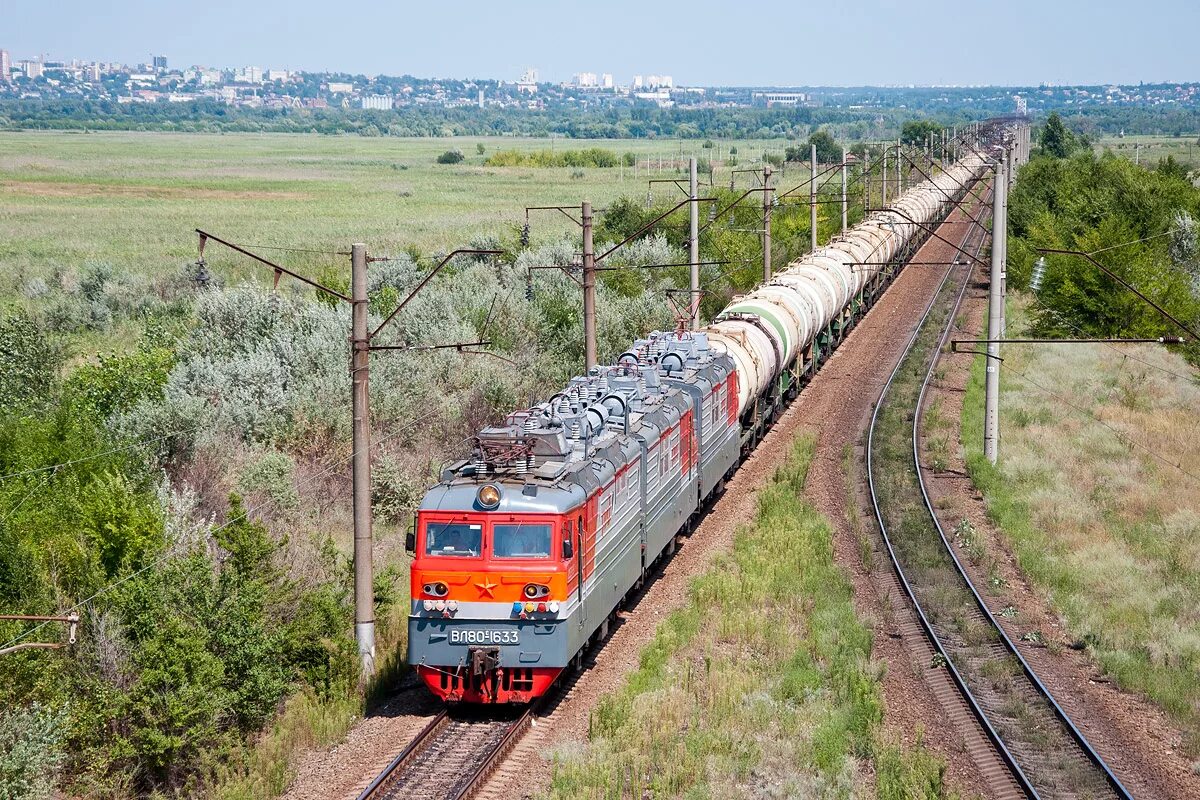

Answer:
[407,148,994,704]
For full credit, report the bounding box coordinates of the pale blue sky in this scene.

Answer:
[6,0,1197,86]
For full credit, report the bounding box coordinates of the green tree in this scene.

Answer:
[1039,112,1075,158]
[807,129,842,163]
[901,119,941,146]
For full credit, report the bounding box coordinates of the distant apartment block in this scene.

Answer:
[0,50,10,82]
[752,91,807,106]
[601,73,613,89]
[361,94,393,110]
[152,54,168,71]
[517,67,538,94]
[573,72,597,88]
[266,69,289,82]
[22,60,44,80]
[327,81,353,93]
[234,66,263,83]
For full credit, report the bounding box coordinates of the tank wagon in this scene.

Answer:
[407,151,992,703]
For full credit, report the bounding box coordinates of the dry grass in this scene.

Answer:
[963,294,1200,754]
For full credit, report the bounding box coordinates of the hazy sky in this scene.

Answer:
[6,0,1197,87]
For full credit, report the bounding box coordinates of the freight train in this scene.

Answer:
[406,139,996,704]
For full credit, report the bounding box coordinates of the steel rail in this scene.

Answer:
[356,710,450,800]
[866,178,1039,798]
[447,706,536,800]
[913,257,1135,799]
[357,704,536,800]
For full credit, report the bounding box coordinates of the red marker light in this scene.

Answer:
[537,602,547,613]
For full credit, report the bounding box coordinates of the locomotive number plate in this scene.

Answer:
[449,629,519,645]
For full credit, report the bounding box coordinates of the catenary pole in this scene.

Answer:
[984,159,1007,464]
[762,165,773,281]
[350,242,375,678]
[689,157,700,328]
[882,145,888,206]
[582,201,597,371]
[810,144,818,251]
[841,148,848,234]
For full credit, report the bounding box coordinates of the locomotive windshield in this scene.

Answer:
[493,522,552,558]
[425,522,482,556]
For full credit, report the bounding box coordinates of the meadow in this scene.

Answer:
[1093,133,1200,173]
[0,130,801,294]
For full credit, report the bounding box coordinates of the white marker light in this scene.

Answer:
[423,599,434,611]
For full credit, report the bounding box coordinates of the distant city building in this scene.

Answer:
[0,50,10,82]
[152,54,168,71]
[752,91,808,106]
[234,66,263,83]
[327,81,353,93]
[478,88,485,108]
[601,73,613,89]
[266,69,289,82]
[86,63,101,83]
[23,61,44,80]
[632,75,644,89]
[361,94,393,110]
[517,67,538,94]
[573,72,597,88]
[1014,94,1027,114]
[646,75,672,89]
[634,88,672,107]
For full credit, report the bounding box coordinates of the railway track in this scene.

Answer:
[866,181,1134,799]
[356,706,533,800]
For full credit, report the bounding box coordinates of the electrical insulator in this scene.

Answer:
[520,222,530,248]
[525,269,534,301]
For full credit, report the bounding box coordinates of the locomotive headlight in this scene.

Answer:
[477,484,502,509]
[423,582,449,597]
[523,583,549,599]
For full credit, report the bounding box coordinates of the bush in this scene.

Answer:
[0,704,66,800]
[435,150,464,164]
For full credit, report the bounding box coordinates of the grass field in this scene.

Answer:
[0,130,802,294]
[964,295,1200,756]
[1093,134,1200,173]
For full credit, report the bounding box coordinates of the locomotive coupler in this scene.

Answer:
[469,646,501,676]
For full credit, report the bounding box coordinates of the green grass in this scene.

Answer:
[962,293,1200,757]
[1092,134,1200,173]
[0,130,796,293]
[545,436,957,799]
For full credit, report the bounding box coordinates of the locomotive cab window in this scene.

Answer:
[425,522,482,557]
[493,522,552,558]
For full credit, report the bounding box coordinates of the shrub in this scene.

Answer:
[0,704,67,800]
[435,150,464,164]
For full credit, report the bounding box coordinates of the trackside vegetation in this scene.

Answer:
[963,299,1200,757]
[546,437,955,799]
[963,117,1200,756]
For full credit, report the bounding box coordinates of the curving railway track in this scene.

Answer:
[866,178,1135,799]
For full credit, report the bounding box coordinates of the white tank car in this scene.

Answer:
[708,154,988,415]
